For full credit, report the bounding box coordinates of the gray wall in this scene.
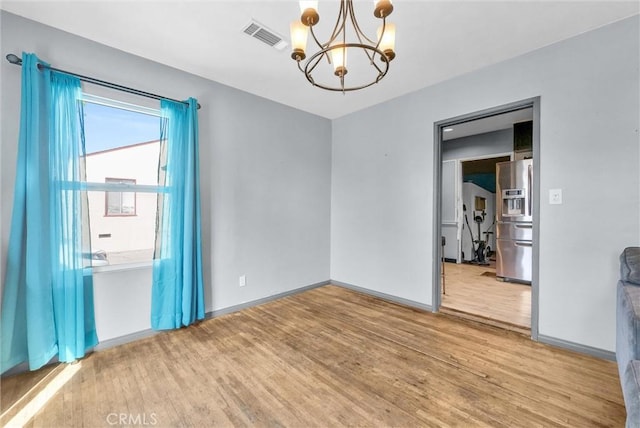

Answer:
[331,15,640,352]
[2,11,639,354]
[0,12,332,341]
[442,128,512,161]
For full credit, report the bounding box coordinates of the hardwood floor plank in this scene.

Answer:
[442,262,531,328]
[0,285,624,427]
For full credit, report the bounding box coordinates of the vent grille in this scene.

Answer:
[254,28,281,47]
[243,23,260,36]
[242,20,288,51]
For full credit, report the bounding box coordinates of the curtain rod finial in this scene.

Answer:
[6,53,21,65]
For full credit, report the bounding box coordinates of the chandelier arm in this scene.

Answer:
[318,0,349,66]
[308,25,331,65]
[345,0,384,71]
[309,27,324,49]
[308,24,324,51]
[350,21,379,72]
[306,49,327,75]
[324,0,348,49]
[370,55,386,76]
[366,19,387,76]
[342,2,347,56]
[351,25,377,68]
[374,19,386,52]
[347,0,378,46]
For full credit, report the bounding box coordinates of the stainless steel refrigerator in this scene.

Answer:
[496,159,533,283]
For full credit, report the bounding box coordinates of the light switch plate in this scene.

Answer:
[549,189,562,205]
[239,275,246,287]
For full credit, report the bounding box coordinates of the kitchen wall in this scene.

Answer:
[0,11,332,343]
[331,15,640,352]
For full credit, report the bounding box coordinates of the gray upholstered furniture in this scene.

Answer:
[624,361,640,427]
[617,247,640,427]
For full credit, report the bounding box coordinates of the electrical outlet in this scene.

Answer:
[239,275,246,287]
[549,189,562,205]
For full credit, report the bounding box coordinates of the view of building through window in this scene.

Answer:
[83,98,161,266]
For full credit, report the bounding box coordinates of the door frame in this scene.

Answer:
[441,159,461,263]
[432,97,541,340]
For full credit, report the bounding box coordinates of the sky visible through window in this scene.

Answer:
[83,102,159,154]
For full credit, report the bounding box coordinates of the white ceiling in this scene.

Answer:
[2,1,638,119]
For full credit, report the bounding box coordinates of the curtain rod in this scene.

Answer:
[5,53,201,110]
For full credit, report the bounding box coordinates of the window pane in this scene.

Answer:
[121,192,135,214]
[84,99,161,266]
[84,102,161,186]
[106,191,122,215]
[88,191,157,265]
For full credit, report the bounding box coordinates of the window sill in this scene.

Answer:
[92,261,153,274]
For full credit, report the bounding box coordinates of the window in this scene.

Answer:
[105,178,136,216]
[83,95,162,267]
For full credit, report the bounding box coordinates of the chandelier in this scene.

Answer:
[289,0,396,92]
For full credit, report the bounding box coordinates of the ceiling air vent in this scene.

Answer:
[242,19,288,51]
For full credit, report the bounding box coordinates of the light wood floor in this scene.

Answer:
[442,262,531,330]
[1,285,623,427]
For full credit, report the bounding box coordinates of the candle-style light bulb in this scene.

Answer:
[377,22,396,61]
[330,44,348,77]
[290,20,309,60]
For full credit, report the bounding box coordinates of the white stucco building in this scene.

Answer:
[85,140,160,265]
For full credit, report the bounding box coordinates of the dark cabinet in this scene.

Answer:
[514,120,533,153]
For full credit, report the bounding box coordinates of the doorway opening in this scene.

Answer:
[434,98,540,339]
[459,155,509,264]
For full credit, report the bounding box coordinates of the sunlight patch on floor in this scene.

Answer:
[2,362,81,427]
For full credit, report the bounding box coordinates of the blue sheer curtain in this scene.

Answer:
[49,73,98,362]
[151,98,204,330]
[1,53,56,372]
[1,53,97,374]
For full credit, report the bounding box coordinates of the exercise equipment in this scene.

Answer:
[463,204,491,266]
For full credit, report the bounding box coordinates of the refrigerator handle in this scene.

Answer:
[528,163,533,216]
[514,224,532,229]
[515,241,533,247]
